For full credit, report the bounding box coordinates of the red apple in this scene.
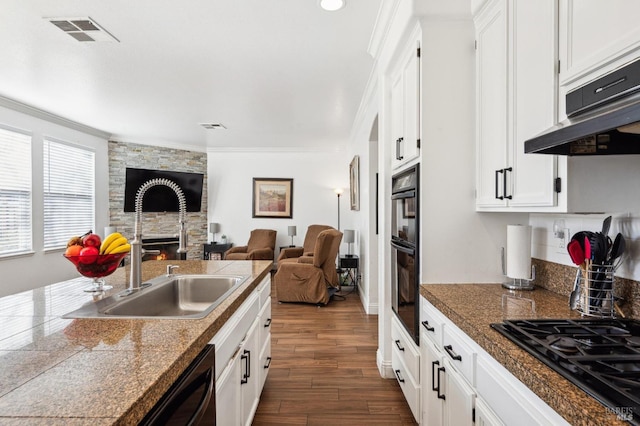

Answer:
[79,246,99,264]
[82,233,101,248]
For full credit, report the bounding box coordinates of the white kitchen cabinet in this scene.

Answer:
[442,356,476,426]
[211,275,271,426]
[390,28,421,170]
[420,331,444,425]
[420,295,570,426]
[391,315,421,422]
[475,397,504,426]
[476,352,570,426]
[559,0,640,88]
[474,0,558,211]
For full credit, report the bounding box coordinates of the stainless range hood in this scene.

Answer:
[525,59,640,156]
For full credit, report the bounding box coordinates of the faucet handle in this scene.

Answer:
[167,265,179,276]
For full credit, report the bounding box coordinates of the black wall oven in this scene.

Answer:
[390,164,420,344]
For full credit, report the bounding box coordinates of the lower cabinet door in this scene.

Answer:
[420,334,444,425]
[216,348,241,426]
[240,320,260,426]
[442,358,475,426]
[475,396,505,426]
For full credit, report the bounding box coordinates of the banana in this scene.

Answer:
[108,243,131,254]
[100,232,123,254]
[104,236,128,254]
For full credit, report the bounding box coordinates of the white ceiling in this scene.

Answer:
[0,0,382,151]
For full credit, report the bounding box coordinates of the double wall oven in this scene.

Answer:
[390,164,420,344]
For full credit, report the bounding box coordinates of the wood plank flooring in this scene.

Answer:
[253,284,418,425]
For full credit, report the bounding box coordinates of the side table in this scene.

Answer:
[203,243,232,260]
[339,255,359,292]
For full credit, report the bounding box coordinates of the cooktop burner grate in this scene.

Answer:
[491,318,640,425]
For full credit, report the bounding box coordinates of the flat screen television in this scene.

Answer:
[123,168,204,212]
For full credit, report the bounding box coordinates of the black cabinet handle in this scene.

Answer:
[421,320,435,332]
[444,344,462,361]
[264,356,272,369]
[431,360,439,391]
[504,167,513,199]
[396,137,404,160]
[394,339,405,351]
[437,365,446,400]
[394,369,405,383]
[240,349,251,384]
[264,318,272,328]
[495,169,504,200]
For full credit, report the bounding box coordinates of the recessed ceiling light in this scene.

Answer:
[319,0,346,12]
[46,17,119,42]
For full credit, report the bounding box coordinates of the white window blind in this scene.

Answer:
[0,127,32,256]
[43,138,95,250]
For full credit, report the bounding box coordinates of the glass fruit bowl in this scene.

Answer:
[64,253,128,292]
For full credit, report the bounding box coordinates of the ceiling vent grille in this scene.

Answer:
[46,17,119,42]
[200,123,227,130]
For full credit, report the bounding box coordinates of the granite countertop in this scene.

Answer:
[0,259,272,425]
[420,283,627,426]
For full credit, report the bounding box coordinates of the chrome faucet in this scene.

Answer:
[126,178,188,295]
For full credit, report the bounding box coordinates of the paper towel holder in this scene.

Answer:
[501,247,536,290]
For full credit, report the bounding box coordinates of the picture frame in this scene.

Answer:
[252,178,293,218]
[349,155,360,211]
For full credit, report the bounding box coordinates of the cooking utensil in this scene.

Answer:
[610,233,626,265]
[601,215,612,237]
[569,268,581,310]
[567,239,585,266]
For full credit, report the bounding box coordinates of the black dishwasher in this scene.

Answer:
[141,344,216,425]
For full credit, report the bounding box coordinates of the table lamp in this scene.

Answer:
[287,226,297,247]
[344,229,355,257]
[209,222,220,243]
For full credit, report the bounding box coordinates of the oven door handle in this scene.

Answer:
[187,366,215,426]
[391,190,415,201]
[391,240,414,255]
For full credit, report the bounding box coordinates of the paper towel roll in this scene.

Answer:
[507,225,532,280]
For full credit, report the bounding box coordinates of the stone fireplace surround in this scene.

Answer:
[107,141,208,260]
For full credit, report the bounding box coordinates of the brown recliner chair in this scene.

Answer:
[274,228,343,305]
[277,224,334,265]
[224,229,277,261]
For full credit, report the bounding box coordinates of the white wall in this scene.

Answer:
[206,149,348,254]
[0,103,110,297]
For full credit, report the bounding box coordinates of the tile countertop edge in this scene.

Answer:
[419,283,626,426]
[118,262,273,425]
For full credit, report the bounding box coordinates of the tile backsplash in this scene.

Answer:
[533,258,640,319]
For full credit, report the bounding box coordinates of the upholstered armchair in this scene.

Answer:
[274,228,343,305]
[224,229,277,261]
[277,224,334,265]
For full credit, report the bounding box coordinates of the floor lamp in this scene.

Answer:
[335,188,343,230]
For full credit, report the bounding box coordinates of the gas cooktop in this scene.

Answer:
[491,318,640,425]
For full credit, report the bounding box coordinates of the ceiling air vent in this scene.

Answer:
[200,123,227,130]
[46,17,119,42]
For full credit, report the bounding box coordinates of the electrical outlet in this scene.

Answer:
[555,228,570,254]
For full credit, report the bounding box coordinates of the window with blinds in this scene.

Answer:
[43,138,95,250]
[0,127,32,256]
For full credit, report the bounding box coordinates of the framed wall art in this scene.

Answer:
[252,178,293,218]
[349,155,360,211]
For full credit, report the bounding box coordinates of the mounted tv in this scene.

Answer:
[123,168,204,212]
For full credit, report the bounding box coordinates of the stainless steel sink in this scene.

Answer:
[62,274,250,319]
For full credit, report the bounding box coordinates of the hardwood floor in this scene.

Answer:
[253,284,418,425]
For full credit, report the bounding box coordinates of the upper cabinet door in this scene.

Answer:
[508,0,557,208]
[475,0,558,211]
[559,0,640,87]
[391,37,421,170]
[474,0,509,208]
